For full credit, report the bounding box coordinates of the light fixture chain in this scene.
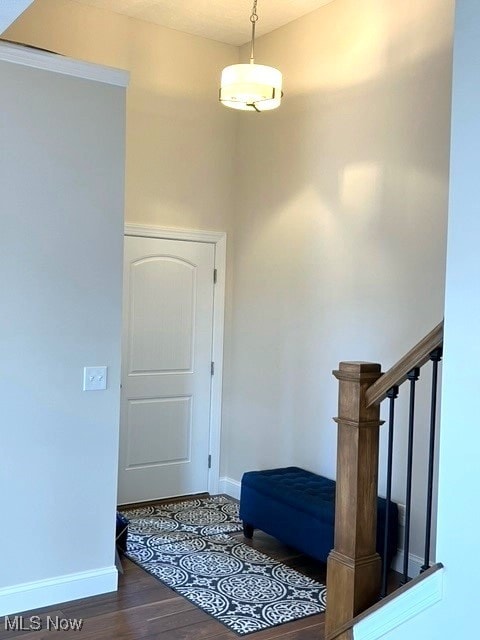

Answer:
[249,0,259,63]
[250,0,258,23]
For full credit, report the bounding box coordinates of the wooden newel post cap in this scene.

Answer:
[333,362,383,425]
[333,361,382,382]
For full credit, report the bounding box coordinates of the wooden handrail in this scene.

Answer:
[325,563,444,640]
[365,321,444,407]
[326,322,444,639]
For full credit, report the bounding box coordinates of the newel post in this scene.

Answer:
[325,362,383,640]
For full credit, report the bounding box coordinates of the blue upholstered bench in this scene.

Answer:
[239,466,398,568]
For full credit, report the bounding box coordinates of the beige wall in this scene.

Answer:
[5,0,238,231]
[225,0,453,560]
[379,2,480,635]
[7,0,454,563]
[6,0,239,511]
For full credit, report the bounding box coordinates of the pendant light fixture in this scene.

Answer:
[219,0,283,112]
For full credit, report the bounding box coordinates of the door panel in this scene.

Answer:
[118,236,215,504]
[128,257,195,373]
[126,396,192,467]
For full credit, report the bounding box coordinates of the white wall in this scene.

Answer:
[355,1,480,637]
[223,0,453,561]
[0,47,126,613]
[5,0,455,571]
[0,0,33,33]
[425,0,480,630]
[5,4,239,503]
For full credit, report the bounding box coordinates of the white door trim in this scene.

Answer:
[124,223,226,496]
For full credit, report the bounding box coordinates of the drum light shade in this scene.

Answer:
[220,63,283,112]
[219,1,283,113]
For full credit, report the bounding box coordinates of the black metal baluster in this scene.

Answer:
[401,367,420,585]
[421,347,443,573]
[381,385,399,598]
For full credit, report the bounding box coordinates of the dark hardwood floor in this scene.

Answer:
[0,495,401,640]
[0,529,326,640]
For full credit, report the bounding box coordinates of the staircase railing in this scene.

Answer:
[325,321,443,640]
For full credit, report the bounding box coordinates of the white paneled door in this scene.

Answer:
[118,236,215,504]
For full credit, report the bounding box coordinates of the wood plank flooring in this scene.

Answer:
[0,529,326,640]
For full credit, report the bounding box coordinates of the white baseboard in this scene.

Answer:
[219,476,241,500]
[0,566,118,617]
[391,549,424,578]
[391,503,430,578]
[354,566,444,640]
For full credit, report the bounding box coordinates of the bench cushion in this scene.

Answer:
[239,466,398,567]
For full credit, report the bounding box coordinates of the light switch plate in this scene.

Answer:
[83,366,107,391]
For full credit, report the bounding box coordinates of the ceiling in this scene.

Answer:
[73,0,335,46]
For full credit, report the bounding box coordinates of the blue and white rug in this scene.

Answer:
[120,496,327,636]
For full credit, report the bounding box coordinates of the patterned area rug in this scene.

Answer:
[120,496,327,636]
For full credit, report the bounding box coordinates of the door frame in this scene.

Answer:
[124,223,226,495]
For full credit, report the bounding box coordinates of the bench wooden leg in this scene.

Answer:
[243,523,254,539]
